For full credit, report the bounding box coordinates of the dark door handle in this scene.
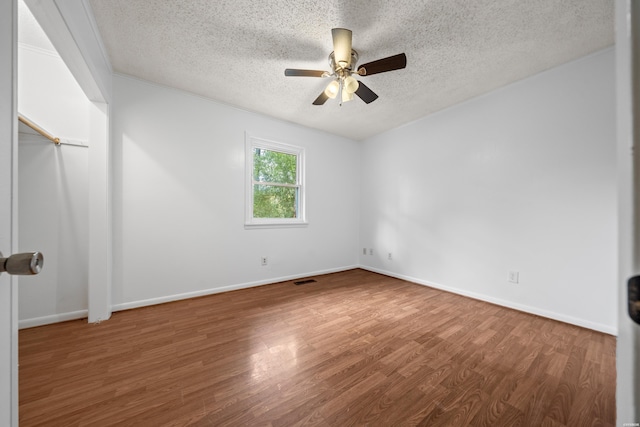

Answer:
[629,275,640,325]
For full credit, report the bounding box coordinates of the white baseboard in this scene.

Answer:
[22,265,613,336]
[359,265,617,336]
[19,309,88,330]
[111,265,359,313]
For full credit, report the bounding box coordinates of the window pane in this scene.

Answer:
[253,184,298,218]
[253,148,297,184]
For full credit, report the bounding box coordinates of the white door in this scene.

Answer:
[616,0,640,421]
[0,0,18,425]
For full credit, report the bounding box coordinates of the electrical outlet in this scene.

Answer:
[369,248,373,256]
[261,257,268,266]
[388,253,393,261]
[508,271,519,283]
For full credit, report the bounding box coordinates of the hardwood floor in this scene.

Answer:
[19,269,616,426]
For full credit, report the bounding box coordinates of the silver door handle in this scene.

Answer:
[0,251,44,275]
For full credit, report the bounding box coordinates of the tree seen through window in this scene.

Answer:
[253,148,298,218]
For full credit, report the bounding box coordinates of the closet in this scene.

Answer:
[17,0,90,328]
[17,116,89,327]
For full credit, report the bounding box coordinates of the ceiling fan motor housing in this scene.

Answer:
[329,50,359,76]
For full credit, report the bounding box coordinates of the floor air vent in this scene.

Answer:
[294,279,317,285]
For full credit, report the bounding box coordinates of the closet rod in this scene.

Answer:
[18,115,60,145]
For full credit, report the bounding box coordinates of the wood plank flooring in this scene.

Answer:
[19,269,616,426]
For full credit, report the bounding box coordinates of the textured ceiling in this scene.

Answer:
[88,0,613,141]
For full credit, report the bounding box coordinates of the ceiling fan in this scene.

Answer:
[285,28,407,106]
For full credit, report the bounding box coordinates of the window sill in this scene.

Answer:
[244,221,309,230]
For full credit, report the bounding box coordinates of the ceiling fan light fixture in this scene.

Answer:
[284,28,406,106]
[342,89,354,103]
[331,28,353,69]
[344,75,359,94]
[324,80,340,99]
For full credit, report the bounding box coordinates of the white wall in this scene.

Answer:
[17,42,90,327]
[111,75,360,309]
[18,134,89,325]
[17,44,88,142]
[360,48,617,334]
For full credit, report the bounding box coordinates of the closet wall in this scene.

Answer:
[17,41,90,327]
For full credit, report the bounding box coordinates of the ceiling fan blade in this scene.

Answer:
[331,28,352,68]
[357,53,407,76]
[354,81,378,104]
[312,91,330,105]
[285,69,328,77]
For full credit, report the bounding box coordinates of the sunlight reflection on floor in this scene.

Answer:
[250,337,299,383]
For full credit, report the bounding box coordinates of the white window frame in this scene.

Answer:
[245,134,307,228]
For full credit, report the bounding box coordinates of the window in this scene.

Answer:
[245,135,306,228]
